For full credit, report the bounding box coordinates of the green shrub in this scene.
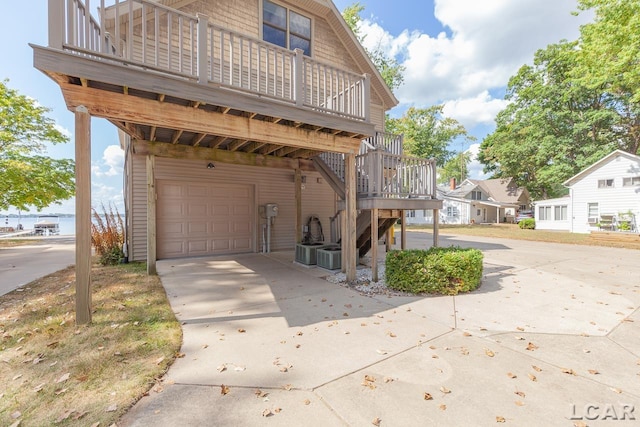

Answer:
[518,218,535,229]
[91,203,125,265]
[385,246,483,295]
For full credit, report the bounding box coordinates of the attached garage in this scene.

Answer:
[156,180,254,258]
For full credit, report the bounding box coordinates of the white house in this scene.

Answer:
[406,178,531,225]
[535,150,640,233]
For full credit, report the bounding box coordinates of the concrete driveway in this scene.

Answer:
[120,233,640,426]
[0,237,75,296]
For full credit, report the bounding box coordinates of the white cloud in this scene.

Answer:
[93,145,124,177]
[54,124,72,139]
[92,182,124,212]
[466,143,491,180]
[443,92,509,129]
[358,0,592,125]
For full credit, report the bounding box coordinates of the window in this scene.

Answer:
[407,210,415,218]
[446,207,458,217]
[263,0,311,56]
[539,206,551,220]
[554,205,567,221]
[597,179,614,188]
[623,176,640,186]
[587,202,598,221]
[476,209,481,216]
[520,205,527,211]
[471,191,482,200]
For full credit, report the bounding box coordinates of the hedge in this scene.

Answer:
[385,246,483,295]
[518,218,535,229]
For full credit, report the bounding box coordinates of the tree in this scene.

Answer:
[387,106,474,166]
[342,3,405,91]
[0,80,75,211]
[479,41,620,199]
[438,151,471,185]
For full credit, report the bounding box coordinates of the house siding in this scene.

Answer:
[568,154,640,233]
[534,197,571,231]
[129,155,336,261]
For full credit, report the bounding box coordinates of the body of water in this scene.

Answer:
[3,216,76,236]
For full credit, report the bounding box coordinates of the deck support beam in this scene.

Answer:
[371,208,379,282]
[344,153,357,282]
[295,169,303,243]
[75,106,92,325]
[433,208,439,248]
[400,210,407,250]
[146,155,157,275]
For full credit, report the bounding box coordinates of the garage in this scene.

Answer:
[156,180,254,258]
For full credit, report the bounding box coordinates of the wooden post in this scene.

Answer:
[400,210,406,250]
[48,0,65,49]
[433,208,439,248]
[363,73,371,122]
[340,205,346,273]
[371,208,378,282]
[75,106,92,325]
[293,49,304,107]
[345,153,357,282]
[196,14,209,84]
[294,169,302,243]
[146,155,157,275]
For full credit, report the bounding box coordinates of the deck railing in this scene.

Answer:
[360,132,403,156]
[47,0,370,121]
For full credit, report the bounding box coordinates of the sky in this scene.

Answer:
[0,0,593,215]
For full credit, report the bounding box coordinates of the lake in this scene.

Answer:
[3,216,76,236]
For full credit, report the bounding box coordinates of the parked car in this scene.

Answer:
[515,210,534,223]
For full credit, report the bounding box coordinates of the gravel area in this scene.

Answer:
[325,261,415,297]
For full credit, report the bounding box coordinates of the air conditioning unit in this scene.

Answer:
[317,246,341,270]
[295,243,328,265]
[588,217,598,224]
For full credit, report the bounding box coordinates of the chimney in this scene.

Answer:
[450,177,456,190]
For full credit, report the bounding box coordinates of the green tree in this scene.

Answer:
[438,151,471,185]
[0,81,75,211]
[387,106,474,166]
[342,2,405,91]
[479,41,619,199]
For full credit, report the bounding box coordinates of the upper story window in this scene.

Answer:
[263,0,311,56]
[597,179,614,188]
[623,176,640,186]
[471,190,482,200]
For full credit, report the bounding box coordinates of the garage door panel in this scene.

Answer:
[157,181,253,258]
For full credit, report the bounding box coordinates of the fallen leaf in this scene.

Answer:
[283,384,293,391]
[262,409,273,417]
[507,372,517,379]
[175,352,185,358]
[10,411,21,420]
[431,354,439,359]
[72,411,88,420]
[56,410,72,423]
[423,392,433,400]
[154,356,165,365]
[387,332,397,338]
[254,389,268,398]
[383,377,394,383]
[610,387,622,394]
[561,368,577,375]
[372,417,382,426]
[526,342,538,351]
[376,349,388,355]
[238,328,246,333]
[217,364,227,373]
[532,365,542,372]
[515,401,525,406]
[274,407,282,413]
[496,416,506,423]
[221,384,230,395]
[516,327,525,331]
[460,348,469,355]
[365,375,376,382]
[514,336,525,341]
[55,373,70,384]
[439,404,447,411]
[202,344,208,349]
[588,369,599,375]
[304,399,311,405]
[105,404,117,412]
[485,349,495,357]
[54,388,68,395]
[33,383,46,393]
[528,374,537,382]
[463,332,472,337]
[514,391,525,398]
[573,421,588,427]
[279,366,288,373]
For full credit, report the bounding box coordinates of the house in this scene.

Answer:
[406,178,530,225]
[535,150,640,233]
[34,0,442,321]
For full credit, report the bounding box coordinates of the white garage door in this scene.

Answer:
[157,180,254,258]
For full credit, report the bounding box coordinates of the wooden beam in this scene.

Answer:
[345,153,357,282]
[433,208,439,248]
[80,78,88,87]
[228,139,249,152]
[132,140,318,171]
[157,94,165,102]
[171,129,183,144]
[59,84,361,154]
[246,141,268,153]
[371,208,379,282]
[191,133,207,147]
[74,105,92,325]
[295,169,302,243]
[146,155,157,275]
[260,144,281,155]
[210,135,227,148]
[274,146,299,157]
[401,210,407,250]
[149,126,157,142]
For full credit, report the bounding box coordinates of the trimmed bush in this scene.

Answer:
[385,246,483,295]
[518,218,535,229]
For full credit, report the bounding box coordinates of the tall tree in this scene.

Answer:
[479,41,620,199]
[438,151,471,185]
[387,106,474,166]
[342,2,405,91]
[0,81,75,211]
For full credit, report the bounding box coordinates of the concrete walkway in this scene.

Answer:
[0,237,75,296]
[120,233,639,426]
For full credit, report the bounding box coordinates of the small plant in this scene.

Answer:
[91,202,125,265]
[518,218,535,229]
[385,246,483,295]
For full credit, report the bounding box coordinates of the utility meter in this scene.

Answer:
[265,203,278,218]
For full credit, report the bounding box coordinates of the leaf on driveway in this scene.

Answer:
[254,389,268,398]
[423,392,433,400]
[485,349,495,357]
[610,387,622,394]
[532,365,542,372]
[362,375,377,390]
[383,376,394,383]
[440,386,451,394]
[262,409,273,417]
[463,332,472,337]
[304,399,311,405]
[221,384,230,395]
[573,421,588,427]
[217,364,227,373]
[376,349,389,355]
[372,417,382,426]
[561,368,576,375]
[507,372,517,379]
[496,416,506,423]
[588,369,600,375]
[238,328,246,333]
[528,374,537,382]
[526,342,538,351]
[514,391,525,398]
[515,401,525,406]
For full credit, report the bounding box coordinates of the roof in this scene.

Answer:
[533,196,570,205]
[563,149,640,187]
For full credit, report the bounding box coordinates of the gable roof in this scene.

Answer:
[445,177,529,204]
[154,0,398,110]
[563,149,640,187]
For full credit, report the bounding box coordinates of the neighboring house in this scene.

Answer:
[406,178,530,225]
[535,150,640,233]
[34,0,441,284]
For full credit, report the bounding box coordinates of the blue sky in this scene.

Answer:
[0,1,592,215]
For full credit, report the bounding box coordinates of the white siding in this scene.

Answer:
[534,197,571,231]
[129,155,336,261]
[569,154,640,233]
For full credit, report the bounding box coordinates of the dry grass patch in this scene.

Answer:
[0,261,181,426]
[0,239,39,249]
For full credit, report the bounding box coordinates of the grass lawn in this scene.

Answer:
[0,239,38,248]
[404,223,640,250]
[0,261,182,426]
